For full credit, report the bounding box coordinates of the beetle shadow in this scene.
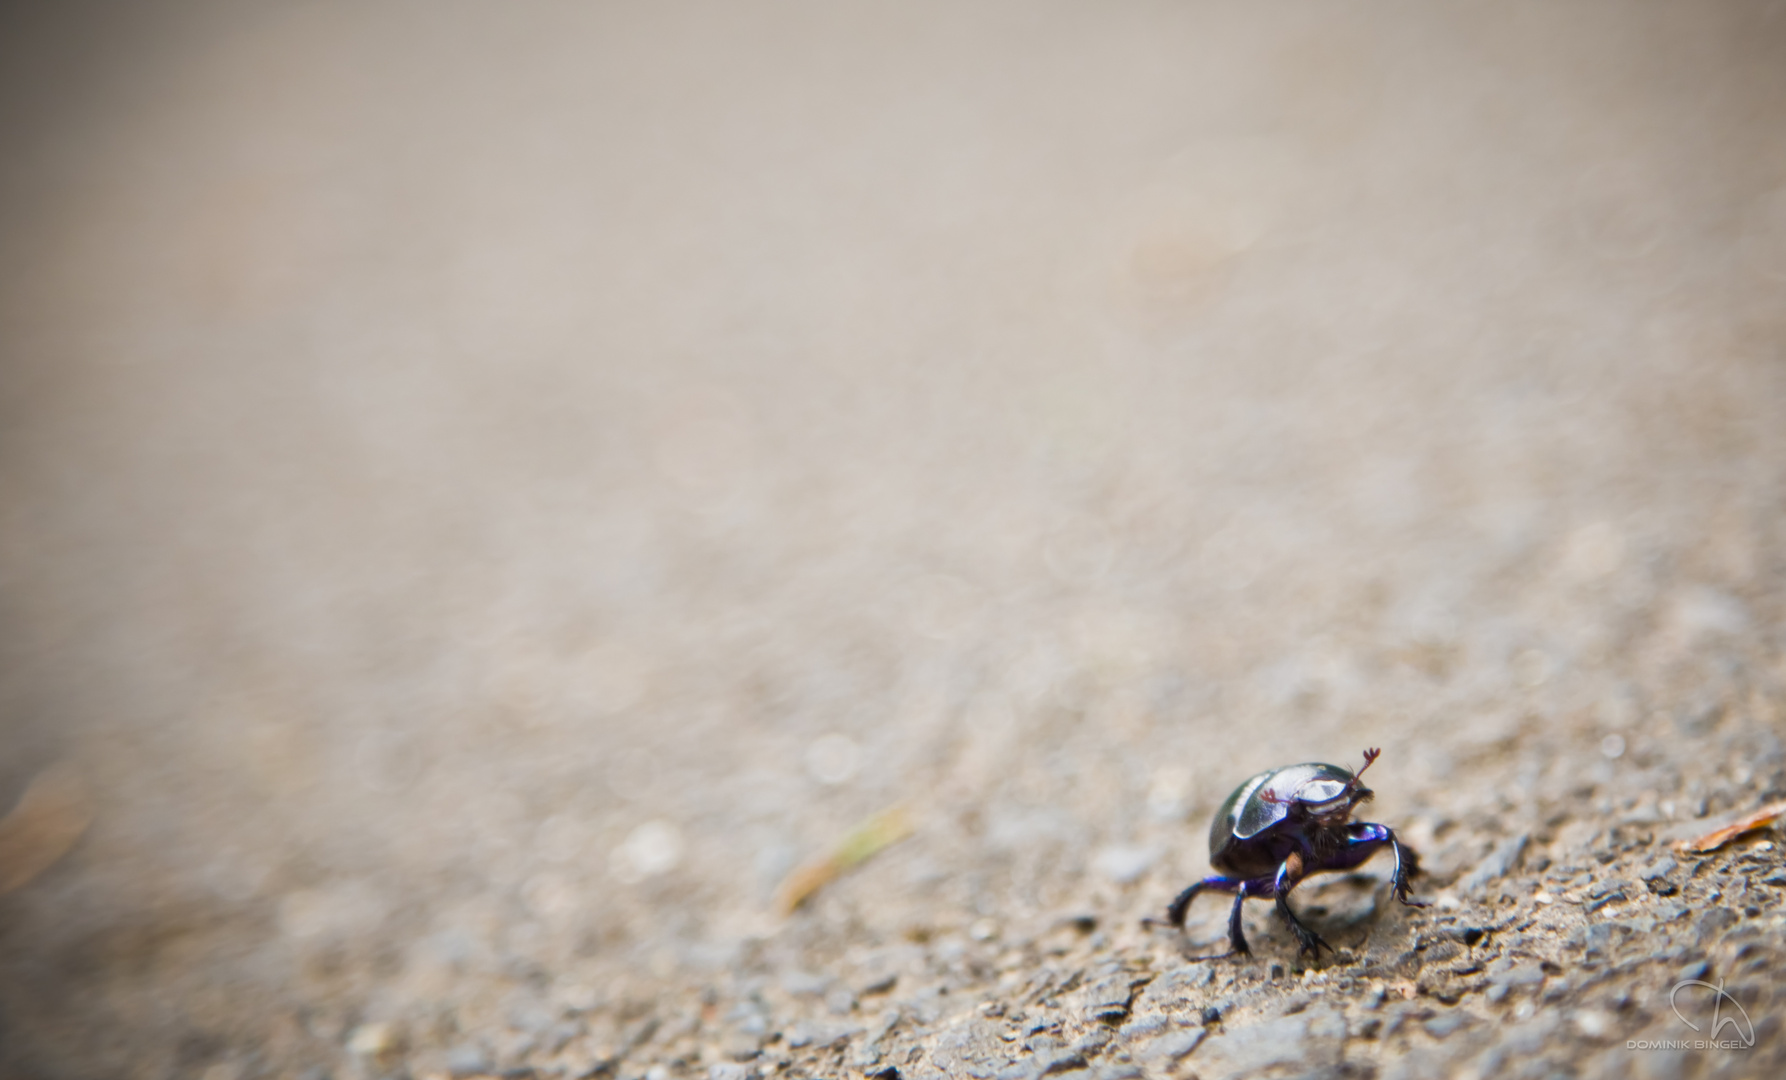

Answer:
[1156,872,1410,967]
[1192,873,1395,967]
[1285,872,1398,961]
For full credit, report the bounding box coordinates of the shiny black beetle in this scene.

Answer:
[1161,748,1424,959]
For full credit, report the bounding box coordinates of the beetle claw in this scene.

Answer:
[1291,927,1332,958]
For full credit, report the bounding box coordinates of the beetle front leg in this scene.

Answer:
[1340,822,1426,907]
[1272,853,1331,958]
[1388,830,1426,908]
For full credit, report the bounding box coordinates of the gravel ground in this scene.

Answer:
[2,3,1785,1079]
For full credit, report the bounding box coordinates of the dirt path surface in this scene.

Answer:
[3,3,1785,1079]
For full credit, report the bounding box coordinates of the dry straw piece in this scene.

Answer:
[0,761,94,895]
[775,806,913,916]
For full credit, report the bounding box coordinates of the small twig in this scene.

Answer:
[1673,799,1786,855]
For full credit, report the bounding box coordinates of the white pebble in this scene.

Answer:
[805,733,862,785]
[347,1022,398,1057]
[611,820,685,883]
[1093,845,1158,885]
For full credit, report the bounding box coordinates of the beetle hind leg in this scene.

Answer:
[1146,875,1260,959]
[1165,880,1204,929]
[1149,874,1242,931]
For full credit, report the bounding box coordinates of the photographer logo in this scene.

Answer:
[1627,978,1755,1052]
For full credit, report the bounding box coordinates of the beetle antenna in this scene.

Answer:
[1350,747,1381,787]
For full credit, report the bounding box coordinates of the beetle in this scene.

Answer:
[1159,748,1425,959]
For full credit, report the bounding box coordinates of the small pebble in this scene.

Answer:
[1141,1028,1204,1063]
[1092,846,1158,885]
[611,820,685,883]
[782,970,830,996]
[346,1023,399,1058]
[1587,889,1628,912]
[805,733,861,784]
[1461,834,1530,894]
[444,1044,491,1078]
[1118,1015,1166,1039]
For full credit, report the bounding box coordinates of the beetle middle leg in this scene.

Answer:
[1272,853,1331,958]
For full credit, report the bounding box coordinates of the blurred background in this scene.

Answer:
[1,2,1783,1077]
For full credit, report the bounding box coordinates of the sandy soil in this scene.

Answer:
[2,3,1784,1078]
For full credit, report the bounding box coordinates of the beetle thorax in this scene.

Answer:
[1232,763,1367,838]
